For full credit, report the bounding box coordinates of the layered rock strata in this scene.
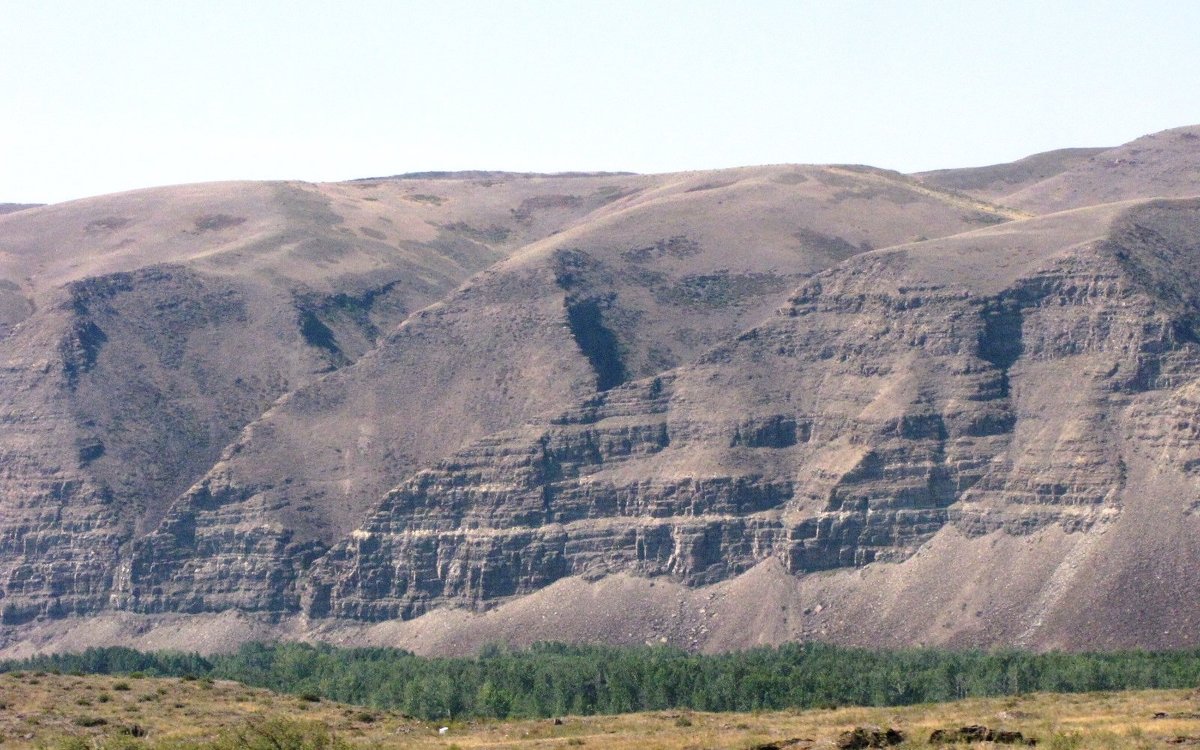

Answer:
[117,165,1010,616]
[4,140,1200,651]
[305,200,1200,621]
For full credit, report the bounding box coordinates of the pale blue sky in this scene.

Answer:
[3,0,1199,204]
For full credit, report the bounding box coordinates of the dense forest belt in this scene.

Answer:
[5,643,1200,720]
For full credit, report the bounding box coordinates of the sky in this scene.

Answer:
[3,0,1200,204]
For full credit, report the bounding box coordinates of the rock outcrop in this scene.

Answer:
[5,128,1200,652]
[115,165,1008,617]
[305,200,1200,622]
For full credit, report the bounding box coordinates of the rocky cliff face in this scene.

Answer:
[0,178,547,621]
[299,199,1200,637]
[5,130,1200,653]
[113,165,1009,618]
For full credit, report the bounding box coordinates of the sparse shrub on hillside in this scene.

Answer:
[1045,732,1085,750]
[439,221,512,243]
[193,214,246,232]
[405,193,445,205]
[209,717,350,750]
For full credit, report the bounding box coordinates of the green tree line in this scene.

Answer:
[5,641,1200,720]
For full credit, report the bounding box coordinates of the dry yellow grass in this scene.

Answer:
[0,672,417,747]
[2,672,1200,749]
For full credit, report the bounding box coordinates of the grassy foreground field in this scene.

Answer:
[1,672,1200,749]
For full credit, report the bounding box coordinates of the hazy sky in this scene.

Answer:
[4,0,1200,204]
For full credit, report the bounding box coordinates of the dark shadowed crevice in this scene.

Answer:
[1173,318,1200,346]
[978,299,1024,397]
[299,309,344,364]
[565,297,627,391]
[552,248,628,390]
[60,320,108,387]
[73,321,108,371]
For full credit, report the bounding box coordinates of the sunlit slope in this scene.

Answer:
[914,147,1108,202]
[992,126,1200,214]
[120,165,1010,616]
[0,174,643,621]
[302,198,1200,651]
[5,125,1200,654]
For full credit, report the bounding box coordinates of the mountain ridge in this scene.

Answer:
[3,126,1200,655]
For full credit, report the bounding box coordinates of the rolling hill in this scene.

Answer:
[2,126,1200,655]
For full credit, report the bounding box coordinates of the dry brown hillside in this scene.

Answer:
[115,165,1017,621]
[3,126,1200,656]
[914,147,1108,201]
[0,175,653,619]
[973,125,1200,214]
[0,203,40,216]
